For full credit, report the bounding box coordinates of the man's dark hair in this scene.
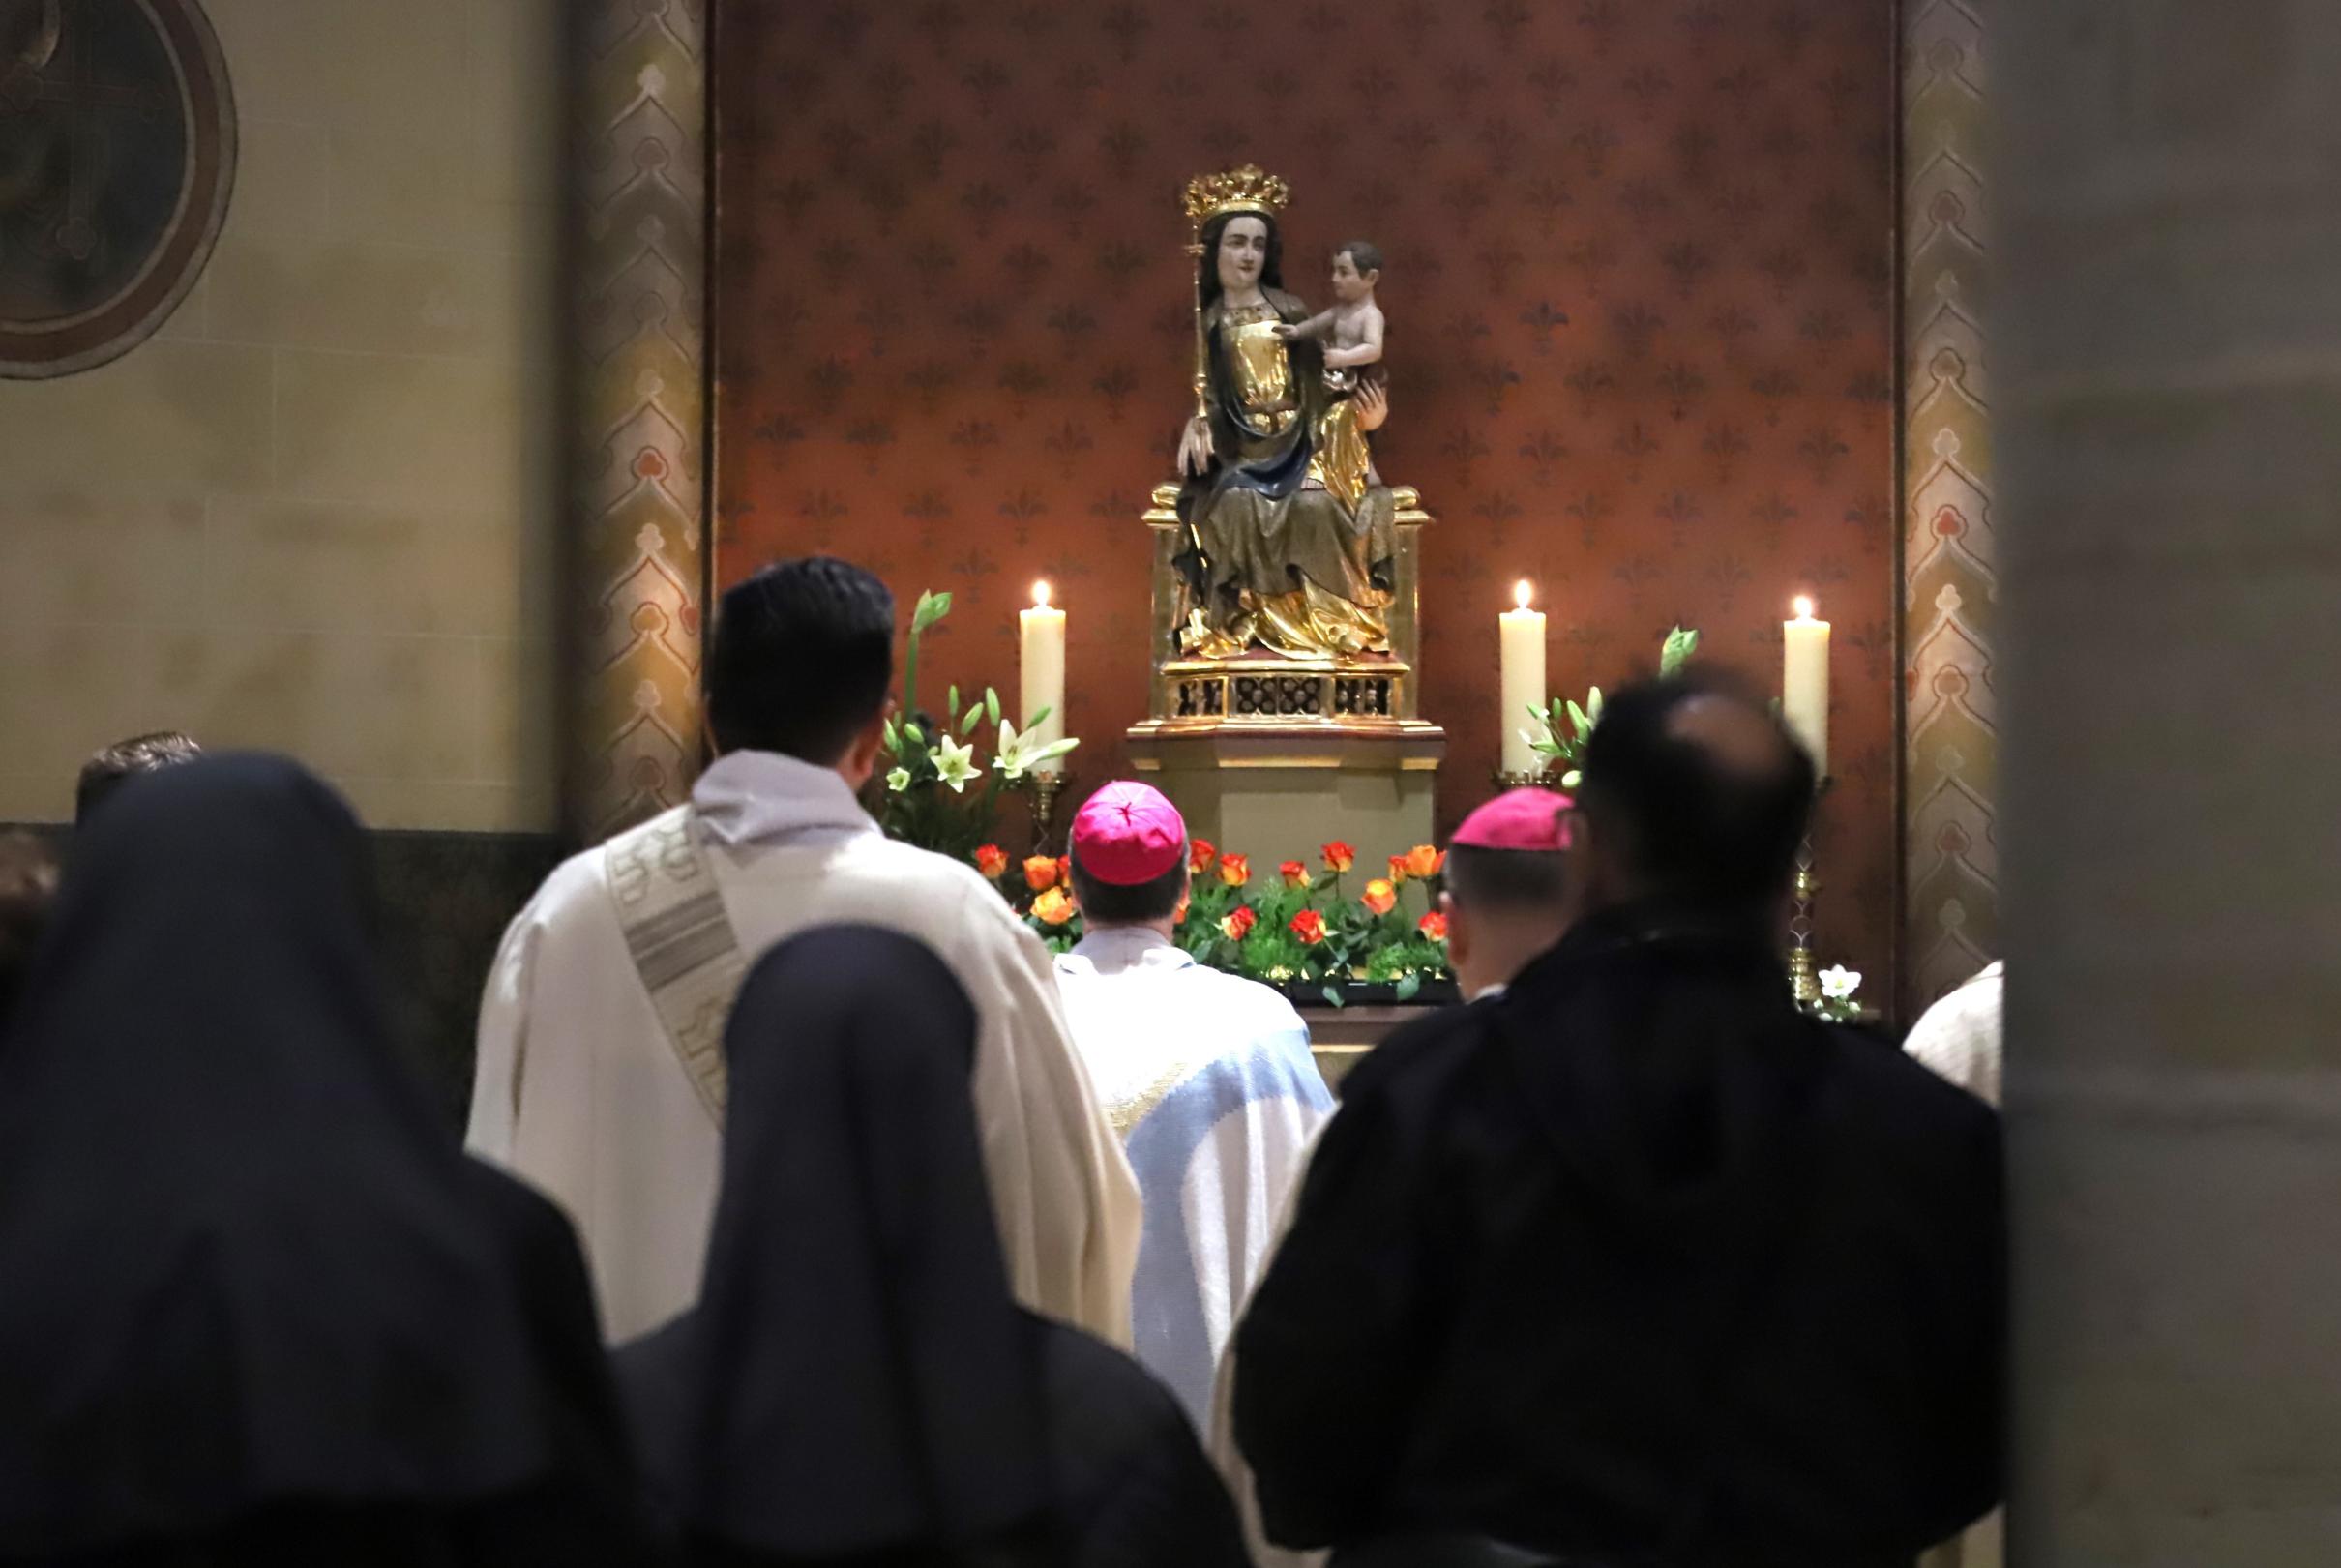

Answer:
[75,731,202,824]
[1578,672,1816,917]
[705,558,895,763]
[1068,843,1189,926]
[1335,239,1383,278]
[1443,843,1567,912]
[0,830,58,1019]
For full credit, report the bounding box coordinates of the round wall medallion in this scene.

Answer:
[0,0,237,379]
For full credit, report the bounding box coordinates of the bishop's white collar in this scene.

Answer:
[1066,925,1195,973]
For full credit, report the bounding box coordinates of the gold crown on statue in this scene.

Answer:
[1181,164,1291,230]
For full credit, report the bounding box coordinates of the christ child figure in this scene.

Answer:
[1277,240,1386,396]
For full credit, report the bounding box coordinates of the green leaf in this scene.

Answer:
[1319,985,1346,1010]
[1394,972,1423,1002]
[985,687,1002,725]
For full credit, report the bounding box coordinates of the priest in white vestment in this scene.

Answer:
[466,559,1141,1344]
[1051,782,1333,1429]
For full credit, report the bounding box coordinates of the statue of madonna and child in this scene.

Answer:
[1170,166,1408,663]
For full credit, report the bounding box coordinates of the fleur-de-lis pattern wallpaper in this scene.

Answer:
[713,0,1899,998]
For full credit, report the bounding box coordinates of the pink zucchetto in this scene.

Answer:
[1070,781,1188,885]
[1450,787,1575,852]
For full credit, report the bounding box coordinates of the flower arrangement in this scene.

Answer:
[1806,964,1866,1024]
[1524,624,1701,787]
[871,589,1079,862]
[969,834,1456,1003]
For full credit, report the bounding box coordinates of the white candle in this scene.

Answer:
[1499,578,1548,777]
[1782,594,1830,776]
[1020,580,1067,775]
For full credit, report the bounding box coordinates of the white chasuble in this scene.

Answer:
[467,751,1141,1345]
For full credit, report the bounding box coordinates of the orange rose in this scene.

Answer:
[1362,878,1398,916]
[1220,906,1257,941]
[1387,852,1410,884]
[1190,838,1218,874]
[1057,854,1072,885]
[1218,852,1251,888]
[1279,859,1310,888]
[1405,844,1445,879]
[1022,855,1059,892]
[1032,886,1077,926]
[1173,893,1192,926]
[974,844,1008,879]
[1289,909,1327,945]
[1418,910,1449,941]
[1321,841,1356,873]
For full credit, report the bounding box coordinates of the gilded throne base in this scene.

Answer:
[1125,484,1445,871]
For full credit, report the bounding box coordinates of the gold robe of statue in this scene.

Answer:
[1175,289,1395,660]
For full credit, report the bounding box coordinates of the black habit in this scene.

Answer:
[616,926,1247,1568]
[0,755,647,1566]
[1233,905,2004,1568]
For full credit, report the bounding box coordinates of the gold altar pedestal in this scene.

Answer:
[1126,484,1445,873]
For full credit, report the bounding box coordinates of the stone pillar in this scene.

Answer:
[2000,3,2341,1562]
[567,0,711,840]
[1904,0,2000,1014]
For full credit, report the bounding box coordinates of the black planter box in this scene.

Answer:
[1280,976,1461,1008]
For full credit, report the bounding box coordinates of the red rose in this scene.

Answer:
[1279,859,1310,888]
[1022,855,1059,892]
[1417,910,1449,941]
[1289,909,1327,945]
[1387,852,1410,884]
[1218,853,1251,888]
[1362,878,1398,916]
[1321,841,1356,873]
[974,844,1008,879]
[1057,854,1072,885]
[1190,838,1218,874]
[1220,906,1257,941]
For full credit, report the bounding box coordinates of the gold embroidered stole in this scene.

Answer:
[603,806,743,1122]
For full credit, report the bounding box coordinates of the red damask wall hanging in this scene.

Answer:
[712,0,1898,995]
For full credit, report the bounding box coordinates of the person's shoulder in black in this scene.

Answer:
[1337,989,1508,1106]
[1028,1315,1249,1568]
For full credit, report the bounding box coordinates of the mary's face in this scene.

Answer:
[1217,216,1269,293]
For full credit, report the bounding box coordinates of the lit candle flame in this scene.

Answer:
[1032,579,1053,608]
[1513,578,1533,611]
[1792,595,1816,620]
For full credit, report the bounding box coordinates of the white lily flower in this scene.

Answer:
[933,734,980,793]
[993,717,1031,781]
[1819,964,1861,1001]
[885,766,912,793]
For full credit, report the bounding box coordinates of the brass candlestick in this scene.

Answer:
[1493,768,1550,791]
[1027,771,1068,853]
[1786,777,1833,1004]
[1786,839,1821,1005]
